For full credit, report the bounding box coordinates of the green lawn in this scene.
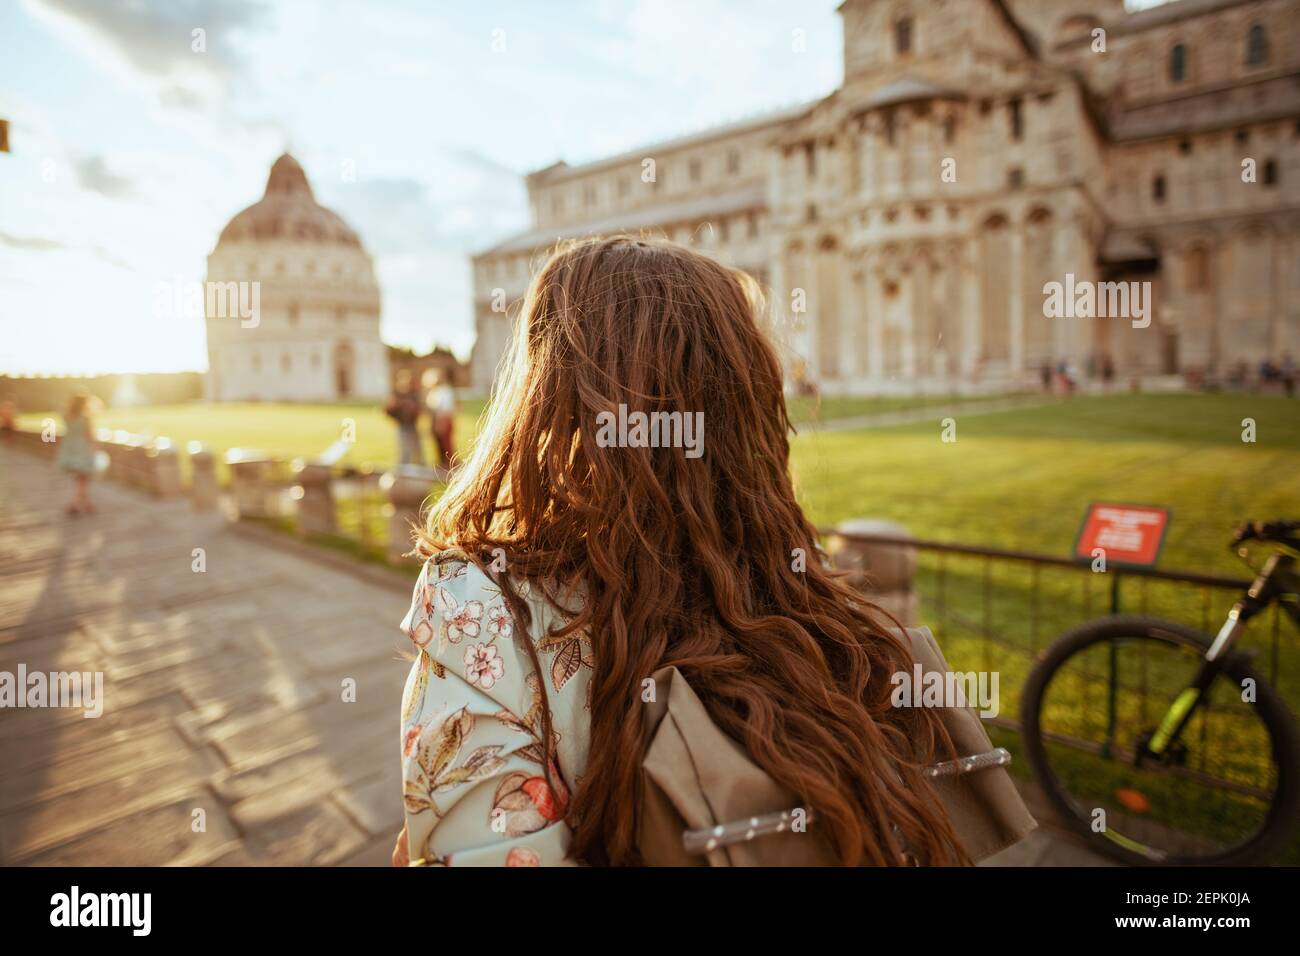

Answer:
[791,392,1300,576]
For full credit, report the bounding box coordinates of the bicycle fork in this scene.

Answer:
[1143,555,1281,761]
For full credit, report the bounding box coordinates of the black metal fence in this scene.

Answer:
[818,528,1299,728]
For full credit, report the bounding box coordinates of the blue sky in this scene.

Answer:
[0,0,1166,375]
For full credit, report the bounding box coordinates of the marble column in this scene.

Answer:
[846,263,867,380]
[801,245,820,382]
[868,258,885,380]
[900,261,917,380]
[960,240,980,378]
[1009,222,1025,378]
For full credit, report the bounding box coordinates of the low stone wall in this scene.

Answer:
[825,517,919,626]
[7,426,449,564]
[5,427,189,502]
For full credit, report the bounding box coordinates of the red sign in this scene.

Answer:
[1073,503,1171,569]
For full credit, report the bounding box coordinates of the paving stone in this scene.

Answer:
[234,799,371,867]
[211,723,394,806]
[0,694,190,770]
[0,744,226,862]
[0,724,195,812]
[209,690,393,767]
[23,793,242,867]
[334,772,402,837]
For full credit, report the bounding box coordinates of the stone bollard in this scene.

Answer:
[294,461,337,536]
[227,451,275,519]
[188,443,219,512]
[382,464,442,564]
[126,435,152,491]
[104,431,132,483]
[825,518,919,626]
[147,440,182,498]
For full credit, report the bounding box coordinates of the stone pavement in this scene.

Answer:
[0,442,1112,867]
[0,444,413,866]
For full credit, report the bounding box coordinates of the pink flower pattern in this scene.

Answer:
[464,642,505,690]
[438,587,483,644]
[486,600,514,640]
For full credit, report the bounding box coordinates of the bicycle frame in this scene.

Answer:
[1143,548,1300,761]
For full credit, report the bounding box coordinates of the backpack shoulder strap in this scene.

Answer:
[904,627,1038,861]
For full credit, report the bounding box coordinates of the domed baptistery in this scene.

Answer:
[204,153,387,401]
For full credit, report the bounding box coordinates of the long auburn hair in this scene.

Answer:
[418,236,966,866]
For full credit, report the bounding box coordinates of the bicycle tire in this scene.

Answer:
[1021,614,1300,866]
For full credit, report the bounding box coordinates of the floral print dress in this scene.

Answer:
[398,550,593,867]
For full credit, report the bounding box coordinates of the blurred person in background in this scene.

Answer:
[385,369,425,466]
[58,391,100,516]
[0,395,16,445]
[423,367,458,469]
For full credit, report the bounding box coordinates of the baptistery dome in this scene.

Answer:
[204,153,388,402]
[218,154,362,247]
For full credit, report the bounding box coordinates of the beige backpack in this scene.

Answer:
[636,626,1036,865]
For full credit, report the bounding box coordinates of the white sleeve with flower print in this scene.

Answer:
[398,551,586,867]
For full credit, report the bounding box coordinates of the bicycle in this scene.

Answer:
[1021,520,1300,865]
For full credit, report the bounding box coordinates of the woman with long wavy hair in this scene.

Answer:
[392,236,970,867]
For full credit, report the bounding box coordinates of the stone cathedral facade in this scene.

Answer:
[470,0,1299,394]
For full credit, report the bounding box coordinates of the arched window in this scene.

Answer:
[1246,24,1268,66]
[895,18,912,55]
[1169,43,1187,83]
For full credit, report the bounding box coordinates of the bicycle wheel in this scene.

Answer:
[1022,615,1300,865]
